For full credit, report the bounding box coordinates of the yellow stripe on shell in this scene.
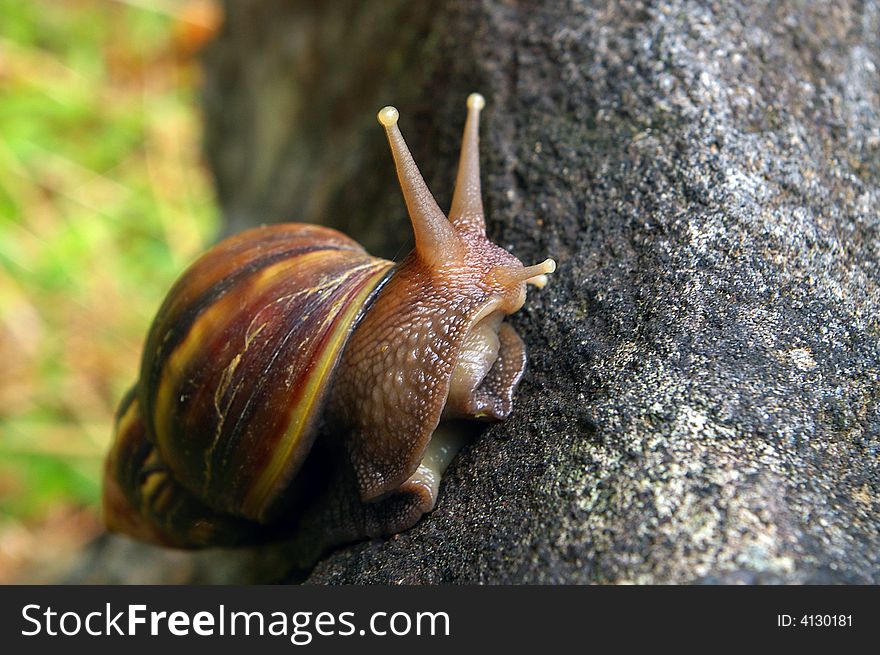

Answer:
[242,260,393,519]
[152,251,340,466]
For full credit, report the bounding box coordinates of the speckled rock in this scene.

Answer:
[198,0,880,584]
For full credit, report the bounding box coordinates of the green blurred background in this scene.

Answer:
[0,0,221,581]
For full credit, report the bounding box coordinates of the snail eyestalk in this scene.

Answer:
[449,92,486,234]
[525,258,556,288]
[378,105,461,267]
[495,258,557,288]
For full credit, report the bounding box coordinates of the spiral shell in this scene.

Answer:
[134,223,392,525]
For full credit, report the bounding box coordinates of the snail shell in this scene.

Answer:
[103,94,555,551]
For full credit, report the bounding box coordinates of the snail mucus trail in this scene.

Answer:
[103,93,556,555]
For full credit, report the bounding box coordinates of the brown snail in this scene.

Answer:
[103,94,555,554]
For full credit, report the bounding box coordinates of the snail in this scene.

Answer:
[103,94,555,555]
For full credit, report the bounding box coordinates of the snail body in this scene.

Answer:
[103,95,555,551]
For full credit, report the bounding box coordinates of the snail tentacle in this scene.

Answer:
[448,93,486,234]
[378,106,462,267]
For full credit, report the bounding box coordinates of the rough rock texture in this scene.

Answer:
[195,0,880,583]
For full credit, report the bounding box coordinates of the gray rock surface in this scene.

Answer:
[196,0,880,583]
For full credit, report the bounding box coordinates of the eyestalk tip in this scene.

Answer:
[467,93,485,111]
[377,105,399,127]
[526,274,550,289]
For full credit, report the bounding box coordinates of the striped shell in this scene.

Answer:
[124,224,392,530]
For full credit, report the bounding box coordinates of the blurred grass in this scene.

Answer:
[0,0,221,554]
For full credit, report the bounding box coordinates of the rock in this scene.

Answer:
[196,0,880,583]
